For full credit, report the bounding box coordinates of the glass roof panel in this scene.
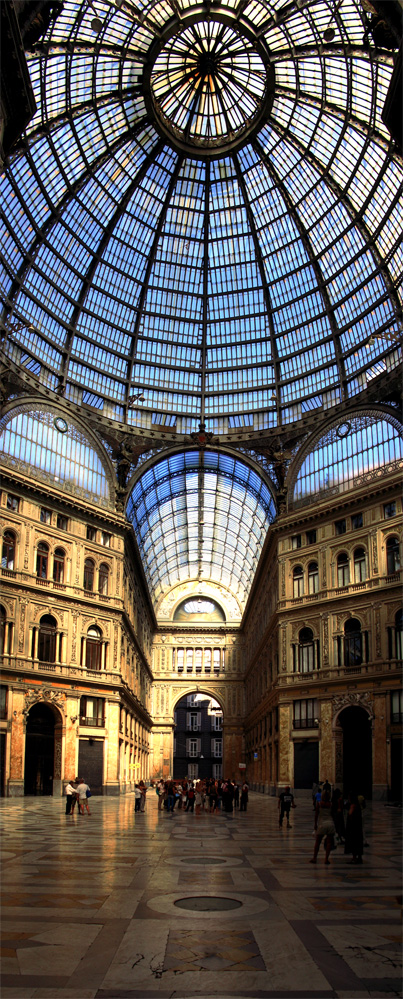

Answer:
[0,0,401,438]
[126,450,276,608]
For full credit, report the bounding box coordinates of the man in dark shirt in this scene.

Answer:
[278,786,295,828]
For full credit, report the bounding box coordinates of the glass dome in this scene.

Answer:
[1,0,402,443]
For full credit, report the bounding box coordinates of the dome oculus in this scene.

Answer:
[146,17,274,155]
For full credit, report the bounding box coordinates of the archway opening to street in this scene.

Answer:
[173,692,223,783]
[24,703,55,795]
[338,706,372,800]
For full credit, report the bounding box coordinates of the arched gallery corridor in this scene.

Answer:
[0,791,401,997]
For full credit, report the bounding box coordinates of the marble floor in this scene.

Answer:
[0,792,402,999]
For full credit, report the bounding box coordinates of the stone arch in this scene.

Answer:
[23,688,65,796]
[332,691,373,799]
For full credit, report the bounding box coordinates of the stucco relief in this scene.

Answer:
[322,615,329,665]
[332,690,373,724]
[19,599,28,652]
[23,686,66,718]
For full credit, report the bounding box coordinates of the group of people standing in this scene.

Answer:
[155,778,250,814]
[64,778,91,815]
[310,782,366,866]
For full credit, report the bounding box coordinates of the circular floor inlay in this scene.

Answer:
[174,895,242,911]
[181,856,221,865]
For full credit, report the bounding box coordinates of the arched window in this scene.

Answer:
[98,563,109,595]
[2,530,16,570]
[386,537,400,575]
[293,627,319,673]
[337,552,349,587]
[344,618,362,667]
[308,561,319,594]
[53,547,65,583]
[293,565,304,598]
[353,547,366,583]
[86,626,102,670]
[84,558,95,591]
[36,542,49,579]
[38,614,57,663]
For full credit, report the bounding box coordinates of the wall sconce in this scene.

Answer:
[70,716,77,724]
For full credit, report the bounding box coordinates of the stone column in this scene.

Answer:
[222,724,243,781]
[320,700,333,782]
[104,700,120,795]
[277,702,291,788]
[8,689,26,796]
[372,693,388,799]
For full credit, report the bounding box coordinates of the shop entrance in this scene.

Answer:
[24,703,55,795]
[339,706,372,799]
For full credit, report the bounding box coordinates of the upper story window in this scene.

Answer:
[391,690,403,724]
[7,494,19,512]
[389,609,403,661]
[187,694,197,707]
[335,518,346,535]
[187,711,201,731]
[308,561,319,594]
[84,558,95,591]
[337,552,349,587]
[293,565,304,598]
[80,696,105,727]
[85,625,103,670]
[0,685,7,720]
[353,547,366,583]
[344,618,362,667]
[306,529,316,545]
[87,526,97,541]
[293,698,318,729]
[386,536,400,575]
[101,531,111,547]
[351,512,363,530]
[38,614,57,663]
[211,738,222,757]
[98,563,109,595]
[40,507,52,524]
[384,501,396,519]
[195,648,202,673]
[211,714,222,730]
[57,514,68,530]
[177,648,184,673]
[293,627,318,673]
[53,547,65,584]
[36,541,49,579]
[2,530,16,570]
[292,534,302,549]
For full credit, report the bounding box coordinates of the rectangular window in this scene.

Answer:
[292,534,302,549]
[188,763,199,779]
[187,739,200,757]
[177,649,184,673]
[187,693,197,706]
[86,526,97,541]
[293,698,318,729]
[7,494,19,512]
[101,531,111,546]
[351,512,363,530]
[335,518,346,535]
[211,714,222,730]
[187,711,201,731]
[79,696,105,726]
[204,648,211,673]
[211,738,222,757]
[391,691,403,723]
[40,507,52,524]
[0,686,7,720]
[57,514,68,530]
[384,502,396,520]
[186,648,193,672]
[306,529,317,545]
[212,763,222,780]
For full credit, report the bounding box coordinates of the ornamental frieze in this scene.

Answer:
[23,687,67,717]
[332,690,373,719]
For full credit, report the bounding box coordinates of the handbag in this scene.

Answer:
[86,789,92,798]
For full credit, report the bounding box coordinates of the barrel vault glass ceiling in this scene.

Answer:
[1,0,402,442]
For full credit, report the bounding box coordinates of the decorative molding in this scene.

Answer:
[23,686,66,717]
[333,690,373,720]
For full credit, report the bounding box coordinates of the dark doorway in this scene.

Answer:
[339,706,372,799]
[294,740,319,788]
[390,738,402,801]
[78,739,104,794]
[25,703,55,795]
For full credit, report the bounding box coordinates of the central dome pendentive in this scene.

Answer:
[144,14,275,155]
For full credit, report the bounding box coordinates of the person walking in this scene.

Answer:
[157,779,165,811]
[138,780,147,812]
[344,792,364,863]
[278,786,295,828]
[166,780,176,814]
[240,781,249,811]
[64,779,77,815]
[185,783,195,811]
[76,778,91,815]
[134,784,142,812]
[310,790,335,865]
